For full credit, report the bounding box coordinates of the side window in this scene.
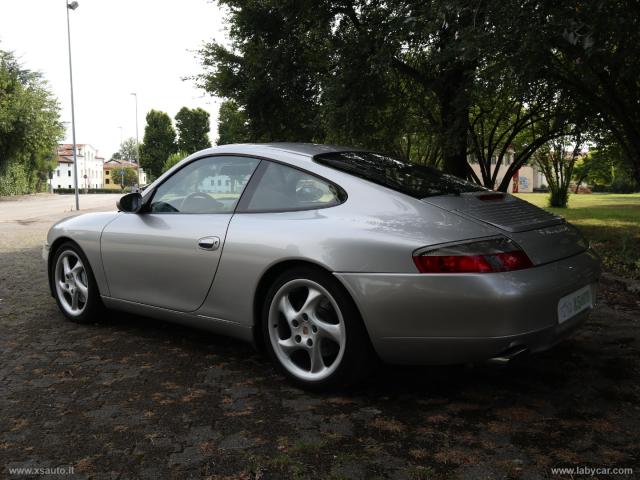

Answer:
[150,156,260,213]
[245,162,344,212]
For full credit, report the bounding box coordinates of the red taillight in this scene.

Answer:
[413,254,493,273]
[412,237,533,274]
[495,251,533,270]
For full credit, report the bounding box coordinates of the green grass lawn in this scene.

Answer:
[516,193,640,279]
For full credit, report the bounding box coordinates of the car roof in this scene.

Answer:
[198,143,366,159]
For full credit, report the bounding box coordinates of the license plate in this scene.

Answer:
[557,285,593,324]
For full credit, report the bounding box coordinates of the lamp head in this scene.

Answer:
[67,1,79,10]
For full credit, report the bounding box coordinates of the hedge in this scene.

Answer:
[53,188,125,194]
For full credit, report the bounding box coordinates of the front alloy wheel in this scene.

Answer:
[55,250,89,316]
[51,242,103,323]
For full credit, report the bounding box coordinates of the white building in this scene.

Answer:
[51,144,104,190]
[468,148,548,193]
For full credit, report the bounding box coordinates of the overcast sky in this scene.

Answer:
[0,0,228,158]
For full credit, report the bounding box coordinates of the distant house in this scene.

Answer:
[51,144,104,190]
[103,159,147,190]
[468,147,547,193]
[198,164,254,194]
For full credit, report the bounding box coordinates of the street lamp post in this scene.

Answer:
[66,0,80,210]
[130,93,141,188]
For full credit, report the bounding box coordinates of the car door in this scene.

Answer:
[100,155,260,312]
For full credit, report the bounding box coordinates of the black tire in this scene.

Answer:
[262,266,374,391]
[51,241,105,324]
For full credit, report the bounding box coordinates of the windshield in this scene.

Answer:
[314,151,486,198]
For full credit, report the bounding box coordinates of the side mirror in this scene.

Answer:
[117,192,143,213]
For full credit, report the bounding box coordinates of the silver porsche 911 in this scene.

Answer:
[44,143,600,389]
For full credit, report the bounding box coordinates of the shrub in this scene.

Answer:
[548,189,570,208]
[0,163,32,196]
[609,178,639,194]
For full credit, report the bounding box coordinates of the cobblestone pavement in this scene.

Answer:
[0,201,638,479]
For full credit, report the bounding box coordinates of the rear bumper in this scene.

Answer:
[335,249,600,365]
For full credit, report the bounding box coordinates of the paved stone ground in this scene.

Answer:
[0,198,638,479]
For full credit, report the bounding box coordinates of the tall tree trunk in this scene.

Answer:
[438,66,471,179]
[620,126,640,186]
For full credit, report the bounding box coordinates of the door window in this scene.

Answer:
[244,162,345,212]
[150,156,260,213]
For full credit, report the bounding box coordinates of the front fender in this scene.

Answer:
[46,212,121,297]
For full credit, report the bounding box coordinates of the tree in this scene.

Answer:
[517,0,640,185]
[216,100,250,145]
[175,107,211,153]
[534,133,584,207]
[162,151,188,174]
[139,110,176,178]
[466,58,579,191]
[111,166,138,191]
[117,137,140,163]
[574,143,638,192]
[0,49,64,194]
[198,1,565,180]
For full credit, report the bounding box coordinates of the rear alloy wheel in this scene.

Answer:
[263,268,372,390]
[52,242,103,323]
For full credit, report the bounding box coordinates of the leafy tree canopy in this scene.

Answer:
[162,151,189,174]
[197,0,640,190]
[216,100,250,145]
[0,49,64,193]
[175,107,211,153]
[140,110,176,178]
[116,137,140,163]
[110,166,138,191]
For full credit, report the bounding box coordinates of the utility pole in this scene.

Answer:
[66,0,80,210]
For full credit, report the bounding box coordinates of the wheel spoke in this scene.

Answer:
[300,287,323,315]
[315,320,343,344]
[71,262,84,275]
[62,256,72,276]
[75,280,88,301]
[309,341,325,373]
[71,289,79,310]
[278,295,297,325]
[278,337,301,356]
[58,280,70,293]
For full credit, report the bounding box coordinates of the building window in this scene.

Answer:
[56,170,60,177]
[68,185,72,189]
[68,171,71,177]
[105,170,109,175]
[105,179,110,184]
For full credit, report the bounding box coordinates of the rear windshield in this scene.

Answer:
[314,151,486,198]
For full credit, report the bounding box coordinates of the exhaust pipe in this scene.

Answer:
[488,346,529,365]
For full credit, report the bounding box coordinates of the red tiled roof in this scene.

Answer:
[55,144,105,163]
[103,159,139,169]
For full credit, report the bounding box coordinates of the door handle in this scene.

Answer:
[198,236,220,251]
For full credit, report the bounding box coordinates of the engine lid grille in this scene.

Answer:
[422,194,564,233]
[462,198,563,232]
